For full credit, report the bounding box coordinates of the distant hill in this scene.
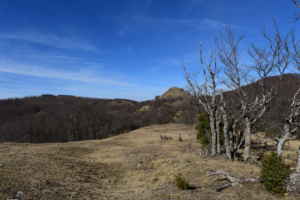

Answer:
[0,92,193,143]
[158,74,300,134]
[217,73,300,135]
[249,73,300,134]
[0,73,299,143]
[159,87,190,99]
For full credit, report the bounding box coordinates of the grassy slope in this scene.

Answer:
[0,124,299,200]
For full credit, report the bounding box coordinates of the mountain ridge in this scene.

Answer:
[0,73,299,143]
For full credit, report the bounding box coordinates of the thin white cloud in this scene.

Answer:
[62,83,164,101]
[0,32,98,52]
[130,16,239,31]
[0,60,174,101]
[200,18,242,30]
[201,18,227,29]
[0,61,133,87]
[150,52,198,72]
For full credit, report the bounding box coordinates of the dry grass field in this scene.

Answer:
[0,123,299,200]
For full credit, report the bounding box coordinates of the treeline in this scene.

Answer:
[0,94,193,143]
[0,73,299,143]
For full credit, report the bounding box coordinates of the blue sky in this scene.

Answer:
[0,0,298,100]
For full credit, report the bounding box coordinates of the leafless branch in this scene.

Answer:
[277,88,300,156]
[294,0,300,8]
[184,46,223,156]
[293,0,300,20]
[253,23,294,76]
[207,170,259,192]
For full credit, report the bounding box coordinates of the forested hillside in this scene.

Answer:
[0,73,299,143]
[0,94,192,142]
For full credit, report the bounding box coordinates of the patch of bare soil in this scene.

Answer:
[0,124,299,200]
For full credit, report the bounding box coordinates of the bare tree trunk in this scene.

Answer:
[216,111,222,154]
[296,147,300,173]
[210,114,217,156]
[277,87,300,156]
[277,124,291,156]
[243,117,251,161]
[210,88,218,156]
[223,124,231,159]
[232,120,239,159]
[216,128,221,154]
[287,147,300,194]
[220,94,232,160]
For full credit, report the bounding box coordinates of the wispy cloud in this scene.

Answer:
[150,52,199,72]
[62,83,164,101]
[200,18,227,29]
[200,18,244,31]
[0,32,98,52]
[128,15,240,31]
[0,60,133,87]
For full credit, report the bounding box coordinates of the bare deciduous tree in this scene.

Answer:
[276,88,300,156]
[218,28,274,161]
[262,27,300,156]
[186,28,275,161]
[185,47,222,156]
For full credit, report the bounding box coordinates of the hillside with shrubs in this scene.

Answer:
[0,73,298,143]
[0,91,193,143]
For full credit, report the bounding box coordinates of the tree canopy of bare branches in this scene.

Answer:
[185,26,297,161]
[293,0,300,20]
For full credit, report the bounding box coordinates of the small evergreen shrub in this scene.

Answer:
[195,113,210,147]
[261,152,291,194]
[175,174,192,190]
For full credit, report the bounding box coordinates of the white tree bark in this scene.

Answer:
[220,93,232,160]
[296,147,300,173]
[287,147,300,194]
[185,27,290,161]
[277,124,292,156]
[209,113,217,156]
[184,53,221,157]
[243,117,251,161]
[216,110,222,154]
[277,88,300,156]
